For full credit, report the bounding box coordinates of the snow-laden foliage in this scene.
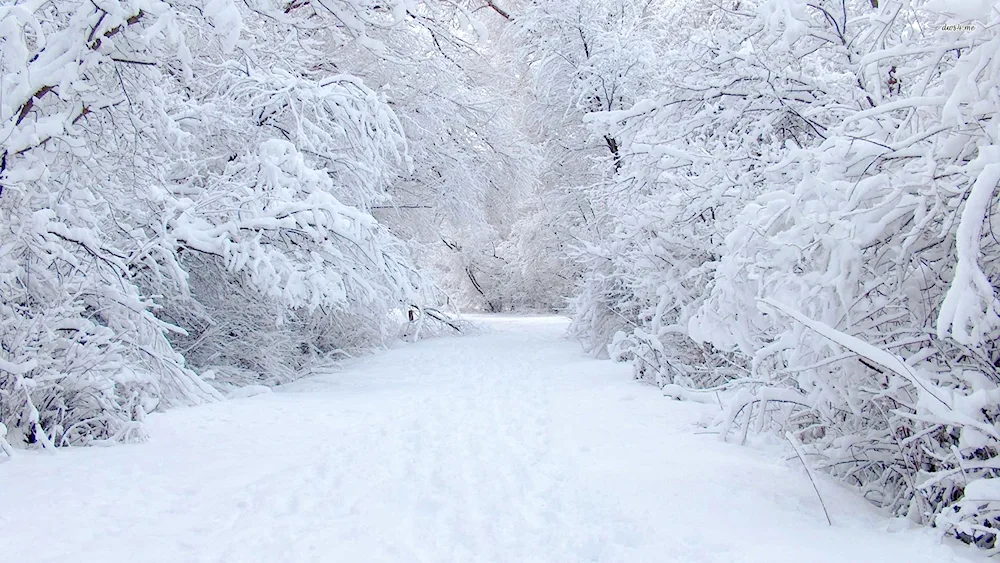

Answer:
[561,0,1000,547]
[697,0,1000,545]
[5,0,1000,551]
[0,0,448,448]
[1,0,224,448]
[318,3,544,313]
[506,0,677,315]
[568,1,817,370]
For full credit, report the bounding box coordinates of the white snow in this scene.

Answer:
[0,316,984,562]
[936,148,1000,345]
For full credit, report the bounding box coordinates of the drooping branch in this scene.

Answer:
[13,10,145,126]
[485,0,511,20]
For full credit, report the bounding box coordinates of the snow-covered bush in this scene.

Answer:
[693,0,1000,545]
[0,0,225,447]
[0,0,442,448]
[559,0,1000,547]
[568,0,832,374]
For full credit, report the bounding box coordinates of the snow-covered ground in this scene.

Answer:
[1,316,984,562]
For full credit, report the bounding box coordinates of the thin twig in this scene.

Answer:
[786,431,833,526]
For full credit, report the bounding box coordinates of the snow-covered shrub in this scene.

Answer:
[0,0,226,447]
[150,140,423,384]
[686,0,1000,546]
[568,0,833,377]
[0,0,439,447]
[558,0,1000,547]
[139,65,420,386]
[397,305,481,342]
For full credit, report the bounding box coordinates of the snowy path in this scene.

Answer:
[2,316,982,562]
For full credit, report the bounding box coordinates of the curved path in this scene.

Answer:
[1,316,981,562]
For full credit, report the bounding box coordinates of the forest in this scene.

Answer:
[1,0,998,553]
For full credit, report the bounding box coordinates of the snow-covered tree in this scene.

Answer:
[503,0,677,316]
